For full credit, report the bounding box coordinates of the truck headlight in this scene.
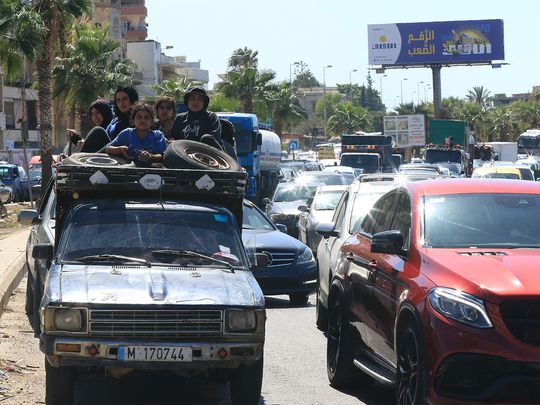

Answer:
[226,309,257,332]
[44,308,87,333]
[297,247,315,264]
[428,287,492,328]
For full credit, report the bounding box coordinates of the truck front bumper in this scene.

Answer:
[41,334,263,370]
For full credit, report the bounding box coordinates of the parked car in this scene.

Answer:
[263,182,319,238]
[0,163,24,202]
[323,178,540,404]
[0,179,12,204]
[297,185,347,255]
[315,180,399,330]
[243,200,317,305]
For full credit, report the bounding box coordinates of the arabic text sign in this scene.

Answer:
[384,115,425,148]
[368,20,504,66]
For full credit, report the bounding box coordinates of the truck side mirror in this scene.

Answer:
[257,132,262,146]
[254,253,269,269]
[32,243,53,261]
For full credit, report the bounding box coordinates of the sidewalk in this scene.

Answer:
[0,228,29,318]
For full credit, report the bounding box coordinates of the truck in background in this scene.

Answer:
[484,142,518,162]
[425,119,472,175]
[340,134,393,172]
[217,113,281,205]
[517,129,540,157]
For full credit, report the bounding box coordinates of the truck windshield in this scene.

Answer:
[231,123,253,156]
[425,149,462,164]
[60,208,246,268]
[340,154,380,173]
[424,193,540,248]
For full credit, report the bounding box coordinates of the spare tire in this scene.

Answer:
[164,140,241,171]
[61,153,132,167]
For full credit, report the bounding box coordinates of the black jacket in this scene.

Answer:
[170,110,222,144]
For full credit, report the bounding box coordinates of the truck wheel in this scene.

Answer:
[24,266,34,316]
[230,357,263,405]
[45,359,75,405]
[164,140,241,171]
[31,271,42,336]
[61,153,131,167]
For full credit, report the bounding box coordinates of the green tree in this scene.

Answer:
[486,106,521,141]
[265,81,306,136]
[53,24,137,134]
[466,86,492,110]
[509,100,540,130]
[208,93,242,113]
[216,48,275,113]
[34,0,93,187]
[327,102,373,136]
[151,77,201,101]
[292,61,320,87]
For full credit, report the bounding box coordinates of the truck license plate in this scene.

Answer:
[118,346,192,362]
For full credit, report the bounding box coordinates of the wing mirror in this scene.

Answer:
[297,205,310,213]
[262,198,271,205]
[315,222,338,239]
[371,230,404,255]
[254,252,269,269]
[32,243,54,261]
[18,209,39,225]
[275,223,287,233]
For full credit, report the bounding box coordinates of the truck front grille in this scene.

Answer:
[89,309,223,339]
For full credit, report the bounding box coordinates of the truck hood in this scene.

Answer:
[422,248,540,301]
[45,264,264,307]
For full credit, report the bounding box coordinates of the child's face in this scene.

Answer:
[115,91,132,114]
[187,94,205,113]
[133,110,152,132]
[157,103,174,121]
[90,107,104,126]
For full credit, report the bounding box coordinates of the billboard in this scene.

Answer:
[384,115,425,148]
[368,19,504,66]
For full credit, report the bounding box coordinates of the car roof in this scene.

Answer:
[473,166,522,175]
[405,178,540,197]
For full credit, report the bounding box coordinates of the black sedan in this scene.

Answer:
[242,200,317,306]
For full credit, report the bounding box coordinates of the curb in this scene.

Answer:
[0,230,28,319]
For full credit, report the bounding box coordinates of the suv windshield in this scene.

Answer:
[61,207,246,267]
[424,193,540,248]
[273,184,318,202]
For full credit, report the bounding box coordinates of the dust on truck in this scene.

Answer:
[425,119,472,175]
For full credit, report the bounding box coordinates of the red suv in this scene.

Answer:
[323,179,540,404]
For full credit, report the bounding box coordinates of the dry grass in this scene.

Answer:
[0,202,34,231]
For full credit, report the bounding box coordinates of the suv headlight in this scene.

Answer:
[428,287,492,328]
[44,308,87,333]
[226,309,257,332]
[297,247,315,264]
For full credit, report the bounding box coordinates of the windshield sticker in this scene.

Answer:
[214,214,228,222]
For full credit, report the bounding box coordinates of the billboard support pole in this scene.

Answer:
[432,65,442,118]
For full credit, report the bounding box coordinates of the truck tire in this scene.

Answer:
[164,140,241,171]
[24,266,34,316]
[230,357,263,405]
[61,153,132,167]
[45,360,75,405]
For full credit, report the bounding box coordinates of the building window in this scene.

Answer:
[4,101,14,130]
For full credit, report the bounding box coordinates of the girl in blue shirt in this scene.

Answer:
[106,103,166,167]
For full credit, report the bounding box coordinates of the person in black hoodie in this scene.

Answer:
[170,87,223,150]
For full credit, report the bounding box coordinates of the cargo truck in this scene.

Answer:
[425,119,472,175]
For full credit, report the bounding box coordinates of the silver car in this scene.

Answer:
[297,185,347,255]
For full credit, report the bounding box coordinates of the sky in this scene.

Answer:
[145,0,540,110]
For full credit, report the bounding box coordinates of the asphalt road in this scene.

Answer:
[0,276,395,405]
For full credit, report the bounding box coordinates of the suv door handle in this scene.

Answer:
[368,260,378,269]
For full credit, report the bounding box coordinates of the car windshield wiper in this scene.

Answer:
[69,254,151,266]
[151,249,236,272]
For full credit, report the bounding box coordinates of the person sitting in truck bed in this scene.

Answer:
[105,102,166,167]
[170,86,223,150]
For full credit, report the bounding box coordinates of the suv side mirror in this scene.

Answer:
[275,223,287,233]
[298,205,310,213]
[32,243,53,260]
[316,222,338,239]
[371,230,404,255]
[262,198,271,205]
[18,209,39,225]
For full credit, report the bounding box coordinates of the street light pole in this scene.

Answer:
[348,69,357,102]
[379,74,387,112]
[417,81,424,104]
[400,78,407,104]
[289,61,300,84]
[323,64,333,138]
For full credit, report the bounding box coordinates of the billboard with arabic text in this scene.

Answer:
[368,19,504,66]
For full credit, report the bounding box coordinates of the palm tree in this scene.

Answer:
[487,106,520,141]
[466,86,492,110]
[151,77,200,101]
[327,102,374,135]
[216,48,276,113]
[34,0,92,187]
[53,24,136,134]
[265,81,306,137]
